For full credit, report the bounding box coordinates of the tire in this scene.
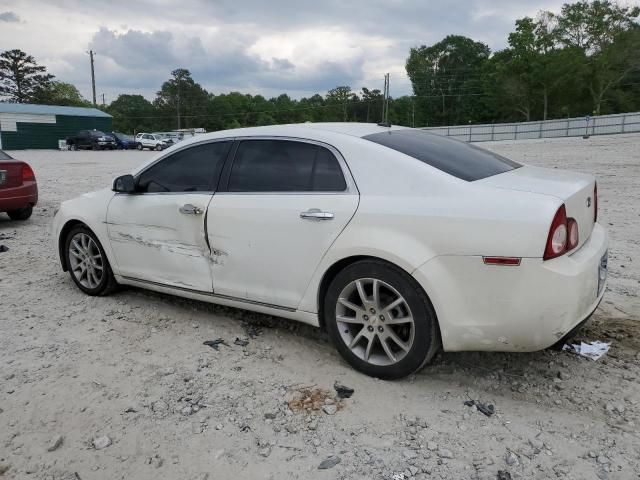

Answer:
[7,205,33,221]
[324,260,440,379]
[155,144,162,151]
[137,144,143,150]
[69,143,77,151]
[64,225,118,296]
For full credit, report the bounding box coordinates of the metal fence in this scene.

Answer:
[421,112,640,142]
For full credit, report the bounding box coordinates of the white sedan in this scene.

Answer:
[53,123,608,379]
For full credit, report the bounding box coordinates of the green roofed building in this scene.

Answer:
[0,103,112,150]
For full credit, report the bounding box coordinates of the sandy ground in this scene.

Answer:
[0,134,639,480]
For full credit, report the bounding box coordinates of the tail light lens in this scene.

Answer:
[593,182,598,223]
[567,218,579,250]
[22,164,35,182]
[544,205,579,260]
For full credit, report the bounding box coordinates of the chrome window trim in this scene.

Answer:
[221,135,359,195]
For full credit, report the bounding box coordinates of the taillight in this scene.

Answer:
[567,218,579,250]
[544,205,579,260]
[22,164,35,182]
[593,182,598,223]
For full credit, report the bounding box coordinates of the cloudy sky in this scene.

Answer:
[0,0,568,102]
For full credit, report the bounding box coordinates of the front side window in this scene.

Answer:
[228,140,346,192]
[137,141,231,193]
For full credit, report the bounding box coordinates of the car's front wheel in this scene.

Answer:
[137,144,143,150]
[324,260,440,379]
[64,225,117,296]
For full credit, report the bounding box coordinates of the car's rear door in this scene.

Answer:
[206,138,359,309]
[106,140,232,291]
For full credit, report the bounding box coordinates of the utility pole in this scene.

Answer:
[381,73,390,125]
[176,79,181,130]
[412,96,415,128]
[101,93,105,107]
[87,50,97,106]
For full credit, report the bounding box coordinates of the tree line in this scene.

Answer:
[1,0,639,133]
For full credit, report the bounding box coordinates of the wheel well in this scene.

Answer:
[58,220,86,271]
[317,255,442,350]
[317,255,410,330]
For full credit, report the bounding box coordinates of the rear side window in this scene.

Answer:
[0,150,12,160]
[137,141,231,193]
[228,140,346,192]
[363,130,520,181]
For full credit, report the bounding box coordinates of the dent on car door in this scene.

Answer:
[206,139,359,309]
[106,141,232,291]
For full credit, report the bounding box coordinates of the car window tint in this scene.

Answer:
[312,146,347,191]
[363,130,521,181]
[137,141,231,193]
[228,140,346,192]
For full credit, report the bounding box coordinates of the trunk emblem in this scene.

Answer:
[586,197,591,207]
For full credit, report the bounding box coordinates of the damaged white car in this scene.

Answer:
[53,123,608,379]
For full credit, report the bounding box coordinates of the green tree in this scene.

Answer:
[154,68,209,130]
[326,86,356,121]
[32,81,90,107]
[555,0,640,114]
[106,94,156,134]
[406,35,491,126]
[0,49,54,102]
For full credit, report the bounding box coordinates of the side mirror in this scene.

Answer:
[112,174,136,193]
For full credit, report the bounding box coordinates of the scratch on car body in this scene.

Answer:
[208,248,229,266]
[104,221,176,231]
[111,232,202,258]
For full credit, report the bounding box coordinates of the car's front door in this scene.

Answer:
[106,141,232,291]
[206,138,359,309]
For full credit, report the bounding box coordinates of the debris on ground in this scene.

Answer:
[47,434,64,452]
[203,338,230,351]
[497,471,512,480]
[0,245,8,253]
[317,455,341,470]
[288,386,342,414]
[0,464,10,475]
[233,337,249,347]
[464,399,495,417]
[333,381,354,399]
[92,435,112,450]
[563,340,610,360]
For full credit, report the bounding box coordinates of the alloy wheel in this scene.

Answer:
[335,278,415,366]
[68,232,104,289]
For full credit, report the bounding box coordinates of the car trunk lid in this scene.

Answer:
[477,165,596,250]
[0,160,25,189]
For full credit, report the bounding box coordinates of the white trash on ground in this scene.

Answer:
[563,341,611,361]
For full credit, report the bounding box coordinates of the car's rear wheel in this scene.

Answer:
[155,144,162,151]
[7,205,33,221]
[65,226,117,296]
[324,260,440,379]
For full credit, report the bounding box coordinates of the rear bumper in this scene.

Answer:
[413,223,608,352]
[0,181,38,212]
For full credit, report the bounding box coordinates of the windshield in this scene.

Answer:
[363,129,521,181]
[90,131,106,137]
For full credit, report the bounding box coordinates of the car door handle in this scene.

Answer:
[179,204,204,215]
[300,208,334,220]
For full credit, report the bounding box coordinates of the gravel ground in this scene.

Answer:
[0,134,639,480]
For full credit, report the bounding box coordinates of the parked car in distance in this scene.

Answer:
[0,149,38,220]
[135,133,171,151]
[110,132,140,150]
[152,132,177,145]
[53,123,607,379]
[66,130,116,150]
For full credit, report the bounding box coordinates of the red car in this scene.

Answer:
[0,150,38,221]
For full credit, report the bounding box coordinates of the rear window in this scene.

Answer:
[0,150,12,160]
[363,130,521,181]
